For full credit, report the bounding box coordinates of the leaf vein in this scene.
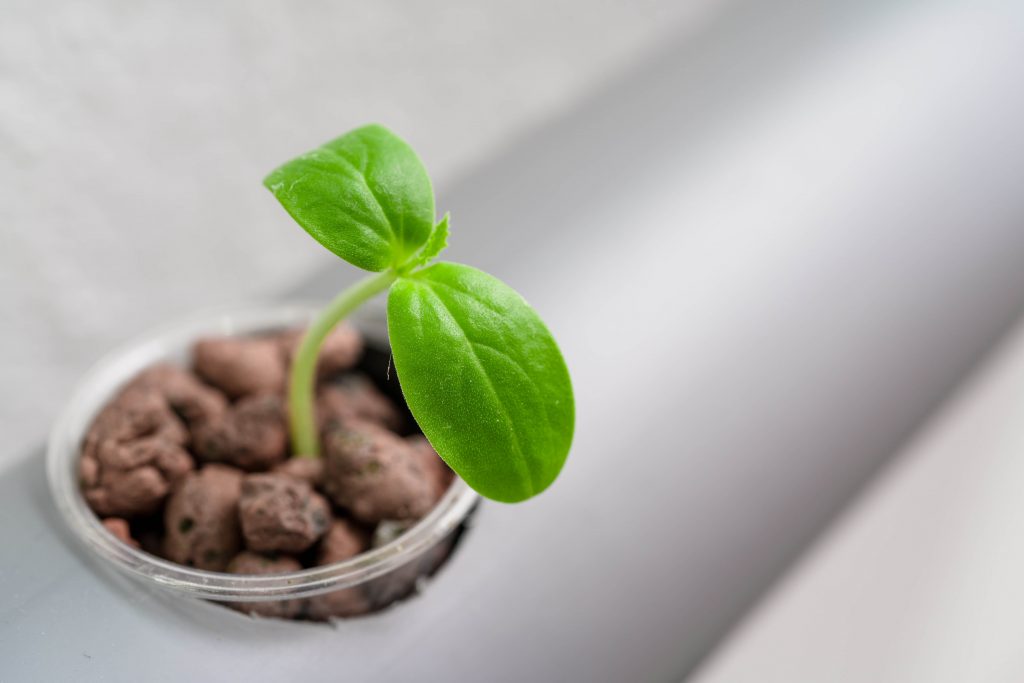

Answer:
[322,148,400,253]
[420,285,536,495]
[421,277,509,319]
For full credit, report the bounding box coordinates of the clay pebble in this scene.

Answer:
[128,364,228,426]
[226,551,305,619]
[192,394,288,470]
[239,473,331,554]
[276,325,363,380]
[306,519,373,621]
[317,375,403,433]
[164,464,244,571]
[405,435,454,503]
[194,337,286,399]
[101,517,139,548]
[79,367,220,516]
[322,420,436,524]
[271,457,325,488]
[82,435,194,517]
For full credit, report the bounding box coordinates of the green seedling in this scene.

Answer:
[264,124,574,503]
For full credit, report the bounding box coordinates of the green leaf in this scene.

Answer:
[387,262,574,502]
[411,213,449,267]
[264,124,435,272]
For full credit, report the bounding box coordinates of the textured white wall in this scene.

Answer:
[0,0,720,464]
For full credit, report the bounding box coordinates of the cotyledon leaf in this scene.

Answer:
[387,262,574,502]
[263,124,436,272]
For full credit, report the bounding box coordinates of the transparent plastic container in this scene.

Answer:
[46,305,479,619]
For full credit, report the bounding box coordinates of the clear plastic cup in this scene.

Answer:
[46,305,479,619]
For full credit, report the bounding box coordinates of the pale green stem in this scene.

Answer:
[289,269,398,457]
